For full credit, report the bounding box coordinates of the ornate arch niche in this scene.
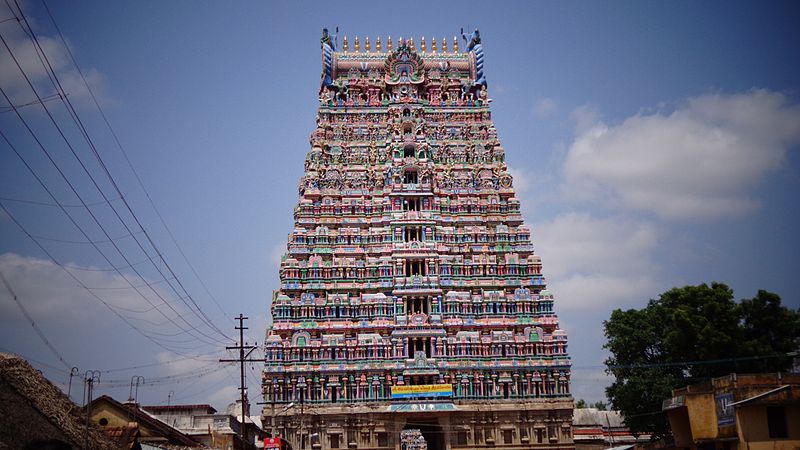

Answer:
[293,331,311,347]
[384,43,425,85]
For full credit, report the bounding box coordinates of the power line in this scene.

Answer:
[0,8,230,345]
[0,91,63,112]
[0,200,223,356]
[29,230,143,246]
[101,353,224,374]
[0,195,122,208]
[0,270,72,369]
[0,122,222,347]
[16,0,232,341]
[605,353,792,370]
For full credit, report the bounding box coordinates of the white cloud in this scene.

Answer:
[554,273,659,312]
[534,213,661,311]
[0,252,115,321]
[563,90,800,220]
[569,366,615,403]
[208,384,239,411]
[0,253,218,341]
[269,241,286,276]
[532,97,557,119]
[0,7,106,107]
[535,213,659,279]
[506,165,532,197]
[570,104,601,134]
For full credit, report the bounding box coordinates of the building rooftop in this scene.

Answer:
[0,352,120,450]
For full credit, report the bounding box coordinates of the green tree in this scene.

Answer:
[604,283,800,438]
[575,399,587,408]
[593,401,607,411]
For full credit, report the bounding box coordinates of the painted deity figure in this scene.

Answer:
[320,27,338,88]
[461,28,481,51]
[461,27,486,87]
[399,70,411,84]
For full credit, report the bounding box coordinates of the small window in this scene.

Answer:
[548,425,558,442]
[403,198,421,211]
[330,434,340,449]
[455,431,468,446]
[377,432,388,447]
[404,227,421,242]
[767,406,788,438]
[503,430,513,444]
[405,260,426,276]
[403,170,418,184]
[403,144,416,158]
[347,430,357,446]
[98,417,109,426]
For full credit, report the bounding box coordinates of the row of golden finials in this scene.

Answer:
[339,35,462,54]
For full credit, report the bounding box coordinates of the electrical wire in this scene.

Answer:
[0,270,72,369]
[98,362,235,388]
[19,0,233,341]
[101,353,225,374]
[0,91,63,112]
[0,86,224,347]
[605,353,792,370]
[0,195,121,208]
[0,200,225,355]
[0,8,231,345]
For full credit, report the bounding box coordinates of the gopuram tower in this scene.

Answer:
[262,29,573,450]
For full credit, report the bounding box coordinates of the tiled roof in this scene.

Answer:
[90,395,199,447]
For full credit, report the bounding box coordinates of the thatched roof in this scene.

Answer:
[0,352,122,450]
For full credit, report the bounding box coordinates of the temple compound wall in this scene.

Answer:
[262,30,574,450]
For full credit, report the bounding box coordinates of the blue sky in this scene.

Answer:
[1,1,799,411]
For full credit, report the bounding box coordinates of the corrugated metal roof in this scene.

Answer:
[572,408,626,427]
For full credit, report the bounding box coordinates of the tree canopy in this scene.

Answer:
[603,282,800,438]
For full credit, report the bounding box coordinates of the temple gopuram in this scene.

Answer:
[262,29,573,450]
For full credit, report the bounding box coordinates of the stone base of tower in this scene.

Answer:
[262,398,574,450]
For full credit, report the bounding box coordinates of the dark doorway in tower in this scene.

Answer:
[403,419,444,450]
[404,143,416,158]
[404,169,418,184]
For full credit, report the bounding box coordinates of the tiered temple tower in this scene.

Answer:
[262,29,573,450]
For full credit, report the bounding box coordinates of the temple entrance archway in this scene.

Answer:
[402,419,444,450]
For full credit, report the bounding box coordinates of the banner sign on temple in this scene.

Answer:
[391,384,453,398]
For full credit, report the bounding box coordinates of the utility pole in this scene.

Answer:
[83,370,100,450]
[67,367,80,401]
[220,314,257,449]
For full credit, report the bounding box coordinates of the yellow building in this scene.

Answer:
[662,373,799,450]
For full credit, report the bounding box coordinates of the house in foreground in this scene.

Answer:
[88,395,200,448]
[0,352,120,450]
[142,400,262,450]
[663,373,800,450]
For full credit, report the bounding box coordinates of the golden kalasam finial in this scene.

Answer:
[376,36,382,52]
[343,36,349,52]
[354,36,360,52]
[453,36,458,53]
[399,36,404,48]
[421,37,427,53]
[441,37,447,53]
[431,37,437,53]
[365,36,371,52]
[387,35,393,51]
